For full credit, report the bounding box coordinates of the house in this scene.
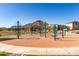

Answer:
[65,21,79,30]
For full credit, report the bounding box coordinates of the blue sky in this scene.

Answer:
[0,3,79,27]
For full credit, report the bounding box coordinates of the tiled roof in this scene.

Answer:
[66,21,79,24]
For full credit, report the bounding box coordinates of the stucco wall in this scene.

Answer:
[65,23,73,30]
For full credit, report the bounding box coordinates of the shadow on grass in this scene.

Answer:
[0,38,24,41]
[0,38,16,41]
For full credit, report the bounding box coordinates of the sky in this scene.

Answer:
[0,3,79,27]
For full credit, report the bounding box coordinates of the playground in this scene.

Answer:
[0,21,79,55]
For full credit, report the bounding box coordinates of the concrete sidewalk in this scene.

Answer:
[0,42,79,55]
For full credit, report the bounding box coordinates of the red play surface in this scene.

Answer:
[1,37,79,48]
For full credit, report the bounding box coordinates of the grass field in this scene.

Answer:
[0,30,41,36]
[0,31,16,36]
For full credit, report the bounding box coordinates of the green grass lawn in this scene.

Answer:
[0,52,11,56]
[0,51,79,56]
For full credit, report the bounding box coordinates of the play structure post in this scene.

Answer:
[45,21,46,38]
[33,26,36,34]
[39,26,42,36]
[16,21,21,39]
[54,24,57,40]
[39,21,42,36]
[30,24,33,35]
[62,25,64,38]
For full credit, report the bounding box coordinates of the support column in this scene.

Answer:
[16,21,21,39]
[45,21,46,38]
[62,25,64,38]
[54,24,57,40]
